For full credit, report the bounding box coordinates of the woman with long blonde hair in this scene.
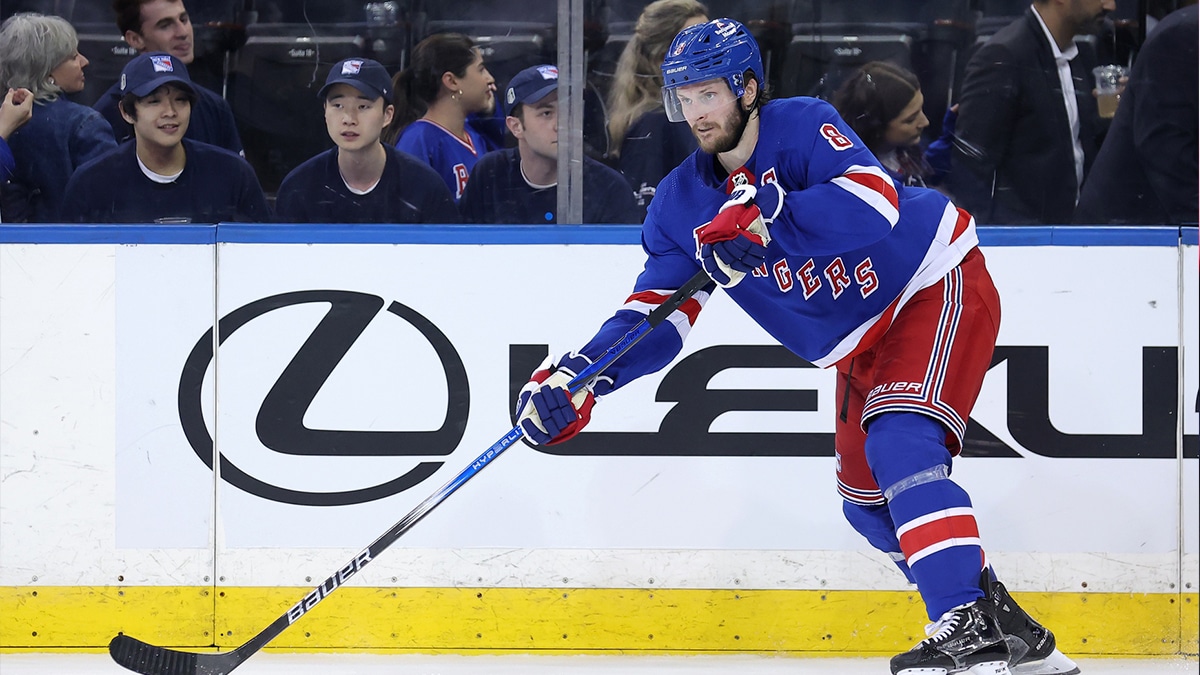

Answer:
[605,0,708,219]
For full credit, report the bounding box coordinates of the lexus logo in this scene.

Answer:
[177,291,1198,506]
[178,290,468,506]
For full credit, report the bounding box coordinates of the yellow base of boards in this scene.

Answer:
[2,586,1196,655]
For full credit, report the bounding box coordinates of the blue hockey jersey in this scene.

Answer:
[575,96,978,395]
[395,119,499,202]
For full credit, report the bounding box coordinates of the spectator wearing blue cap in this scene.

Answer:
[61,52,269,223]
[274,58,458,224]
[458,64,640,224]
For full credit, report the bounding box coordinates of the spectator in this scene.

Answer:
[0,88,35,186]
[1074,4,1198,224]
[383,32,500,203]
[274,58,459,224]
[948,0,1114,224]
[458,65,640,225]
[832,61,959,189]
[94,0,243,154]
[606,0,709,220]
[0,13,117,222]
[61,52,269,223]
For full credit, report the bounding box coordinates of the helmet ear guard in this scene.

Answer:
[660,18,764,123]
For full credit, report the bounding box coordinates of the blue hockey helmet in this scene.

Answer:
[660,18,763,122]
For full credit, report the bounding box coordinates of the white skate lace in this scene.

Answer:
[923,602,974,644]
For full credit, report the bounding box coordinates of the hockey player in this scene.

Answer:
[513,18,1079,675]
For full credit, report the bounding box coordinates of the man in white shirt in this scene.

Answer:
[949,0,1114,224]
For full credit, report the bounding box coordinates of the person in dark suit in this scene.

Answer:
[949,0,1114,224]
[1074,4,1198,224]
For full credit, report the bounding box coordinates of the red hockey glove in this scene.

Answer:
[696,185,771,288]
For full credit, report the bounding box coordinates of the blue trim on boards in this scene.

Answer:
[979,226,1181,246]
[219,224,645,245]
[0,223,1192,246]
[0,223,217,244]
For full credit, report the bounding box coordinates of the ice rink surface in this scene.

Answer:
[0,653,1195,674]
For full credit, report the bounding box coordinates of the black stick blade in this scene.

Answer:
[109,634,199,675]
[109,634,244,675]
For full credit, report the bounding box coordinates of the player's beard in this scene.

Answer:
[693,102,753,155]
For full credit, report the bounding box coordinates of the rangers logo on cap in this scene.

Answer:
[342,59,364,75]
[150,54,174,72]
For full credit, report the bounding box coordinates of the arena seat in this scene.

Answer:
[780,22,924,101]
[228,24,372,194]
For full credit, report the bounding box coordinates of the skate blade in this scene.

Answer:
[1011,649,1081,675]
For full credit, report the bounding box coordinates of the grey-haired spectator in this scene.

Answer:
[274,58,458,224]
[0,13,118,222]
[62,52,268,223]
[459,64,640,224]
[93,0,243,155]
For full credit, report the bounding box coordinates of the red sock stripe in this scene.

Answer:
[899,513,980,559]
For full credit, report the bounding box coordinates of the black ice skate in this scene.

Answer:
[891,599,1013,675]
[989,578,1081,675]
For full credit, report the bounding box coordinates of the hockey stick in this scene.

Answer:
[109,268,713,675]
